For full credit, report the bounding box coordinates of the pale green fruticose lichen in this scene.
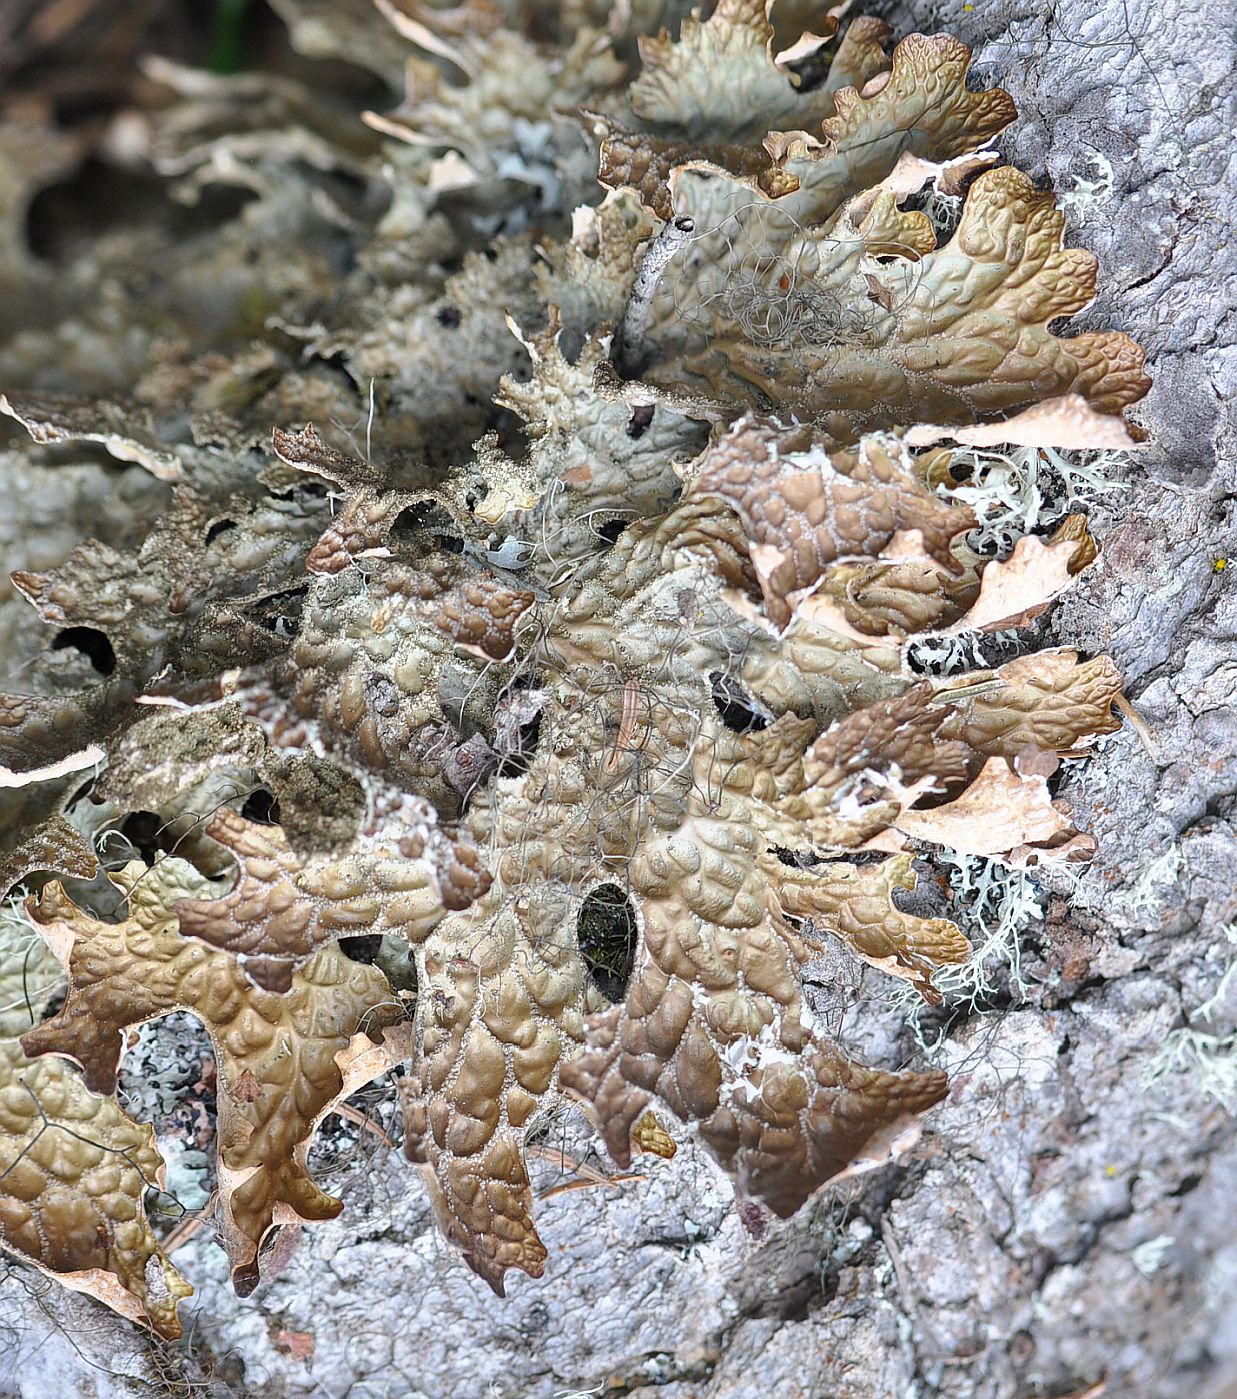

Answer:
[939,443,1131,558]
[1120,845,1185,919]
[1145,926,1237,1114]
[888,850,1045,1055]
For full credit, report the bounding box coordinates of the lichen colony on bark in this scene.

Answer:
[0,0,1147,1337]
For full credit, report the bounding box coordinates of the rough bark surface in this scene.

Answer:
[1,0,1234,1396]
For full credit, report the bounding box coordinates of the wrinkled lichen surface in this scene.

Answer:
[2,0,1211,1383]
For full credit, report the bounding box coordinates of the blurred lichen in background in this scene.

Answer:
[0,0,1149,1341]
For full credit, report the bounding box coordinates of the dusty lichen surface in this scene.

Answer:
[0,0,1233,1396]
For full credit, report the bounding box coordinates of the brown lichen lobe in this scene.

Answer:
[21,858,403,1297]
[0,0,1146,1331]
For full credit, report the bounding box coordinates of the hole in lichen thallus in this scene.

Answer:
[576,884,638,1003]
[246,586,307,639]
[338,934,383,965]
[51,626,116,675]
[709,672,770,733]
[118,810,174,865]
[497,709,541,777]
[389,500,464,554]
[627,404,655,439]
[25,161,254,265]
[240,788,281,824]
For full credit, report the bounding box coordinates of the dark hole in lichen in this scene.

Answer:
[781,46,834,94]
[239,788,281,825]
[596,518,629,546]
[576,884,637,1004]
[774,845,816,868]
[338,934,383,965]
[627,404,655,439]
[388,504,465,556]
[312,162,372,208]
[65,776,96,809]
[119,810,173,865]
[247,586,307,638]
[25,160,255,264]
[38,987,66,1023]
[436,304,462,328]
[497,709,541,778]
[291,479,332,501]
[204,518,238,547]
[389,500,456,541]
[709,672,770,733]
[51,626,116,675]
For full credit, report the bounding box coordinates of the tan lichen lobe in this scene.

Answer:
[20,860,403,1294]
[0,853,190,1338]
[0,1039,194,1338]
[176,808,445,991]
